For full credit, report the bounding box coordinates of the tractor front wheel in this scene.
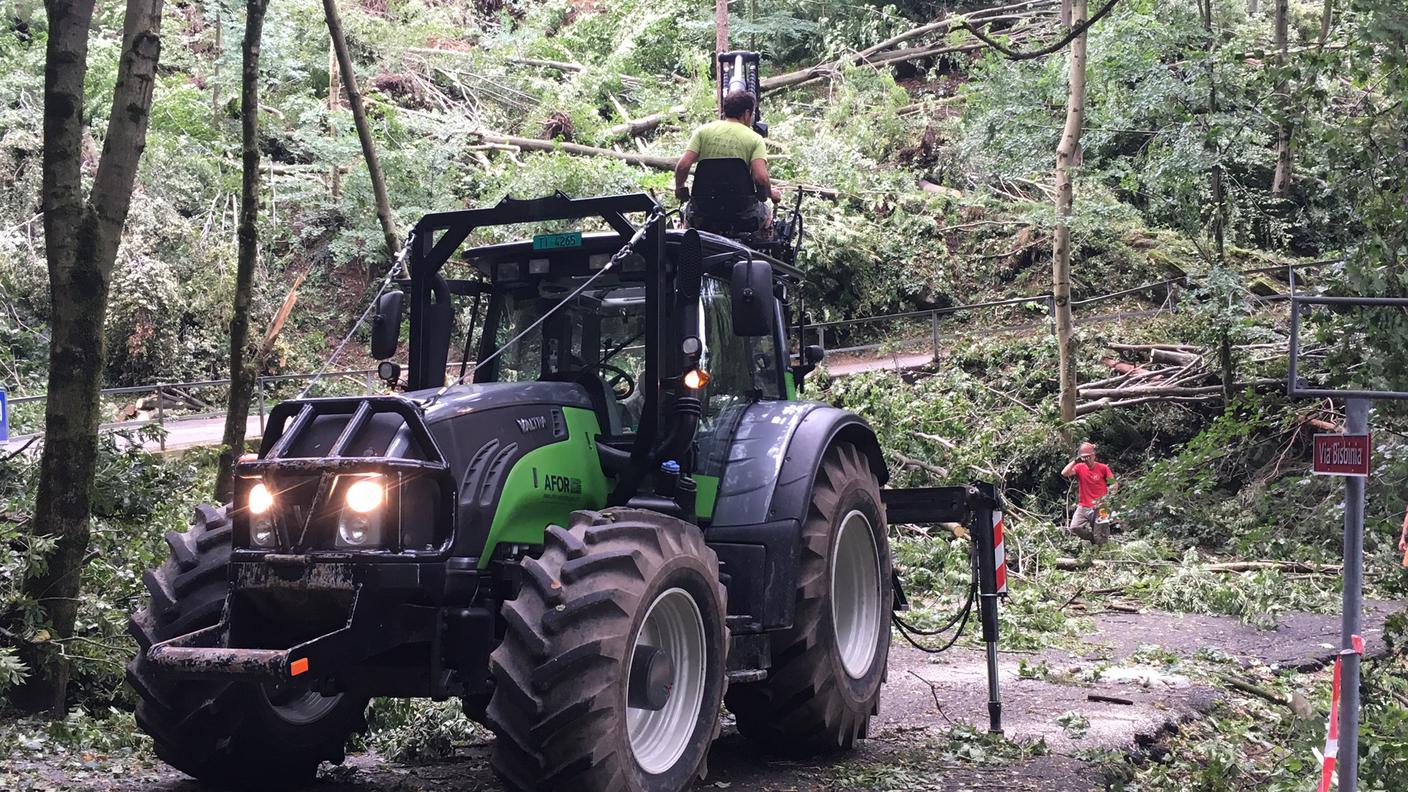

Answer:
[127,505,369,789]
[486,509,728,792]
[726,441,892,754]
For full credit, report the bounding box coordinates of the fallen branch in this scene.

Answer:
[893,452,948,479]
[1088,693,1135,705]
[1216,673,1315,719]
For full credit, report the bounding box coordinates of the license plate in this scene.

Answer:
[532,231,582,250]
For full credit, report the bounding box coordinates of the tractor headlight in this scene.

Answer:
[337,477,386,548]
[248,483,278,547]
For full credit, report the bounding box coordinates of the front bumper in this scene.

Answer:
[146,558,500,699]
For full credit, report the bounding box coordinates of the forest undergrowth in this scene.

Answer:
[3,0,1408,788]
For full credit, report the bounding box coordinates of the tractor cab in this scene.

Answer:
[372,191,802,522]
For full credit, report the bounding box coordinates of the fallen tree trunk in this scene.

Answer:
[1056,557,1339,574]
[477,132,678,169]
[1076,394,1221,415]
[1078,379,1278,399]
[603,104,686,140]
[760,1,1054,95]
[474,132,840,198]
[1108,342,1203,353]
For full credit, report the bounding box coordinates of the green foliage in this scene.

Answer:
[360,698,484,762]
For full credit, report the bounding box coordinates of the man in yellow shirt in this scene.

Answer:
[674,90,782,232]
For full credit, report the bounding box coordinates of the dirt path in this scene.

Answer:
[11,602,1397,792]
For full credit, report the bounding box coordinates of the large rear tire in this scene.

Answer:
[127,505,369,789]
[726,442,892,754]
[486,509,728,792]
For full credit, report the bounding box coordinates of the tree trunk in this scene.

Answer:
[328,34,341,198]
[323,0,400,260]
[1270,0,1293,197]
[214,0,269,504]
[1317,0,1333,48]
[1052,0,1087,426]
[1202,0,1227,263]
[715,0,728,57]
[13,0,166,716]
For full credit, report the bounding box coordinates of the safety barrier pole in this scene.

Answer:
[155,383,166,452]
[970,481,1006,734]
[256,378,266,434]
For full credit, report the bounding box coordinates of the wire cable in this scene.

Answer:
[297,239,411,399]
[891,543,979,654]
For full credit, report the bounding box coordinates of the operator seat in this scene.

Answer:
[687,158,768,239]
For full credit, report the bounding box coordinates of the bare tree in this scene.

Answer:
[11,0,166,715]
[323,0,400,260]
[214,0,270,503]
[1271,0,1293,197]
[1053,0,1088,425]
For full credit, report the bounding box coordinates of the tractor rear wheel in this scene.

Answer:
[487,509,728,792]
[726,442,892,754]
[127,505,369,789]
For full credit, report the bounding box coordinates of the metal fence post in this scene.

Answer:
[817,325,826,351]
[930,311,941,363]
[256,378,266,434]
[365,369,373,394]
[155,383,166,452]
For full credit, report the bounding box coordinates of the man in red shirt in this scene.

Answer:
[1062,442,1118,545]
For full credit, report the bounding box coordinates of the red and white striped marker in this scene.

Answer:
[1317,634,1365,792]
[992,511,1008,595]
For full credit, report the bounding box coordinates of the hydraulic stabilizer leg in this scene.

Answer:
[970,482,1007,734]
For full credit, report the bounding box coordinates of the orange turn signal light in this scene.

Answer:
[290,657,310,676]
[683,369,710,390]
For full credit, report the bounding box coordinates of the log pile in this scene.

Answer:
[1076,343,1278,416]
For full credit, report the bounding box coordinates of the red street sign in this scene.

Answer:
[1313,433,1372,477]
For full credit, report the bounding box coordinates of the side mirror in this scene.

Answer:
[370,290,404,360]
[804,344,825,365]
[730,259,773,337]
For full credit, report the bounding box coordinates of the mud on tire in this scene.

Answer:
[486,508,728,792]
[127,504,369,789]
[726,442,892,754]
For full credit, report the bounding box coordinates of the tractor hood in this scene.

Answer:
[241,382,608,560]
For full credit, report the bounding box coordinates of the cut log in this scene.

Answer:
[1100,357,1151,376]
[1151,348,1200,366]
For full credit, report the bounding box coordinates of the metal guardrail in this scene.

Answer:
[800,259,1340,362]
[4,260,1343,447]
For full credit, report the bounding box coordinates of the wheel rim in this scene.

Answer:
[263,686,343,726]
[626,587,707,775]
[831,509,883,679]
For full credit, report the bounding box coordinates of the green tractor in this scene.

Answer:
[128,189,904,790]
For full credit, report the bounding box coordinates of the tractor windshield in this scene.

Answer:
[479,277,647,434]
